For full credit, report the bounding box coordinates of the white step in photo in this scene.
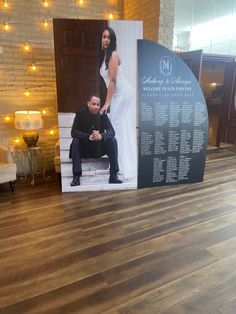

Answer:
[61,158,109,174]
[62,176,137,192]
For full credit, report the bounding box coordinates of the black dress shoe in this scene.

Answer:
[109,174,123,184]
[70,175,80,186]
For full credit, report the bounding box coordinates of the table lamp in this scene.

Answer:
[14,111,43,147]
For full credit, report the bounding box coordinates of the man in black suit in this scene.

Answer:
[69,95,123,186]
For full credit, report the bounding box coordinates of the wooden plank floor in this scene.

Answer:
[0,147,236,314]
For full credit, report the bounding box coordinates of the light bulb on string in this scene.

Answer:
[3,0,8,8]
[31,64,36,71]
[23,42,30,52]
[4,116,10,122]
[109,13,114,20]
[3,22,10,31]
[78,0,83,5]
[43,0,49,7]
[14,138,20,145]
[43,20,49,28]
[24,89,30,97]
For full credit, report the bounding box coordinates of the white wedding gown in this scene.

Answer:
[100,61,137,180]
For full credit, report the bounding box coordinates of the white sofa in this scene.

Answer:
[0,144,17,191]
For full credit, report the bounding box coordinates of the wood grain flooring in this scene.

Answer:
[0,147,236,313]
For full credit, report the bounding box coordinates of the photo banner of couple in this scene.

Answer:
[53,19,208,192]
[54,19,143,192]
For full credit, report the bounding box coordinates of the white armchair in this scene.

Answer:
[0,144,17,191]
[54,140,61,174]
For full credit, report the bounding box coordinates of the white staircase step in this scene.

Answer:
[59,128,71,138]
[72,173,110,185]
[58,113,75,127]
[60,138,73,150]
[59,151,110,164]
[62,176,137,192]
[61,157,109,175]
[62,167,109,177]
[59,150,71,163]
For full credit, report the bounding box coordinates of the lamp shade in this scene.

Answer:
[14,111,43,130]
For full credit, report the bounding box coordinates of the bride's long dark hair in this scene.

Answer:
[99,27,117,69]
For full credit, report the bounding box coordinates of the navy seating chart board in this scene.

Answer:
[138,40,208,189]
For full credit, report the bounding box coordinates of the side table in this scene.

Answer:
[14,145,51,186]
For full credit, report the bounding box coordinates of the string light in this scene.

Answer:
[14,138,20,144]
[23,42,30,52]
[42,110,47,115]
[3,0,8,8]
[30,64,37,71]
[42,0,49,7]
[109,13,114,20]
[78,0,83,5]
[3,22,10,31]
[43,20,49,28]
[49,129,55,135]
[24,89,30,97]
[4,116,11,122]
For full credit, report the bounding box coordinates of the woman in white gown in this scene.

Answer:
[99,27,137,180]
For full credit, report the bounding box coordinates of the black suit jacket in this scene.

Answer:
[70,107,115,158]
[71,107,115,142]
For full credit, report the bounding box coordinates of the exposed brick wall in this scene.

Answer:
[123,0,175,48]
[158,0,175,49]
[0,0,123,170]
[123,0,160,42]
